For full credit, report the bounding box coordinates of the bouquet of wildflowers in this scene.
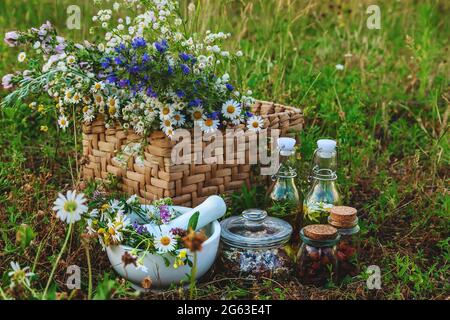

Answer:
[1,0,261,139]
[83,192,200,270]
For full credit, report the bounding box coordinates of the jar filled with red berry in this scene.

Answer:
[328,206,360,279]
[296,224,340,286]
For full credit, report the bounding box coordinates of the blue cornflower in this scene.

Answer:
[146,87,157,98]
[176,89,185,98]
[245,111,254,117]
[114,43,126,53]
[119,79,130,88]
[226,83,234,91]
[114,56,124,65]
[142,53,151,63]
[106,74,118,84]
[180,64,190,75]
[167,65,174,75]
[210,112,220,120]
[154,39,169,53]
[188,98,203,107]
[179,52,191,62]
[132,37,147,49]
[101,57,112,68]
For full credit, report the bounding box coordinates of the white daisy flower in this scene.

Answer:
[246,115,264,132]
[172,112,186,126]
[159,104,174,120]
[58,115,69,130]
[8,262,34,288]
[52,190,88,224]
[93,93,105,107]
[190,106,206,123]
[82,95,92,104]
[64,89,73,103]
[163,126,175,139]
[91,82,105,93]
[160,118,174,130]
[221,100,241,119]
[154,231,176,253]
[201,118,220,133]
[71,92,82,104]
[18,52,26,62]
[335,64,344,71]
[107,96,120,116]
[106,212,130,244]
[66,55,76,64]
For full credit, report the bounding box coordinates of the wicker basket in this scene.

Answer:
[81,100,303,207]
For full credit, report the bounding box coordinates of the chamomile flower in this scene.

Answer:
[246,115,264,132]
[106,212,130,243]
[91,82,105,93]
[172,112,186,126]
[52,190,88,224]
[154,231,176,253]
[221,100,241,119]
[18,52,27,62]
[72,91,82,104]
[66,55,76,64]
[64,89,73,103]
[58,115,69,130]
[160,118,174,130]
[107,96,120,116]
[201,118,220,133]
[82,95,92,104]
[93,93,105,107]
[159,104,174,119]
[8,262,34,288]
[190,106,206,123]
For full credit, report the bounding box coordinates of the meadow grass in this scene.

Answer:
[0,0,448,299]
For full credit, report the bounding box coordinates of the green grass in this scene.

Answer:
[0,0,449,299]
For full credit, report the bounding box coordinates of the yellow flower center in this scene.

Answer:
[174,114,181,121]
[83,106,89,113]
[193,111,202,120]
[160,236,171,246]
[96,96,103,103]
[63,200,77,212]
[60,119,67,126]
[162,107,170,115]
[226,105,235,114]
[164,119,171,127]
[109,99,116,107]
[95,83,101,90]
[205,119,213,127]
[109,106,116,115]
[252,121,259,128]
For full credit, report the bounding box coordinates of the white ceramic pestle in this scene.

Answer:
[144,195,227,235]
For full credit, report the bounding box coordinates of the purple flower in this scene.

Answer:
[4,31,19,47]
[2,74,13,89]
[119,79,130,88]
[106,74,118,84]
[159,205,171,224]
[176,89,185,98]
[189,98,203,107]
[226,83,234,91]
[114,56,124,65]
[245,111,254,117]
[101,57,112,68]
[115,43,126,53]
[146,87,157,98]
[210,112,220,120]
[132,222,148,235]
[167,65,173,75]
[154,39,168,53]
[142,53,151,63]
[179,52,191,62]
[132,37,147,49]
[180,64,190,75]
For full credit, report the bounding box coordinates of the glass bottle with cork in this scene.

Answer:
[296,224,340,286]
[268,137,302,228]
[328,206,360,279]
[303,139,341,225]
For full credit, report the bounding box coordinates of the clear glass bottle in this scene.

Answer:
[296,224,340,286]
[328,206,360,279]
[269,138,301,226]
[303,139,341,225]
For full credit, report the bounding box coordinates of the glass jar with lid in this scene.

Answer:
[328,206,360,279]
[220,209,293,278]
[296,224,340,286]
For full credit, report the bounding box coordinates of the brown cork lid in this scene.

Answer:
[329,206,357,228]
[303,224,338,240]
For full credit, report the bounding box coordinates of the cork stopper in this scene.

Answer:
[303,224,338,241]
[329,206,358,228]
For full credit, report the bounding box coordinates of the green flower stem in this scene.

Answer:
[83,242,92,300]
[43,222,73,300]
[189,252,198,300]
